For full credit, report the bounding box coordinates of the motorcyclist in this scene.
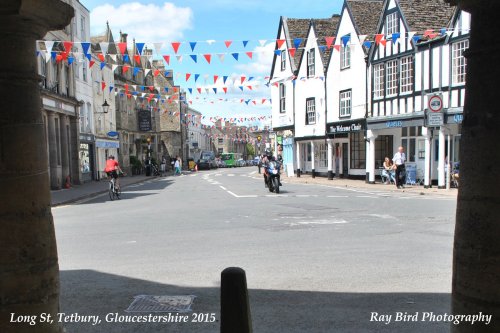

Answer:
[262,150,282,187]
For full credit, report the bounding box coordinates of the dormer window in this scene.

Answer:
[307,48,315,77]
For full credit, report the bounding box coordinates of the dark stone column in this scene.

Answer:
[447,1,500,331]
[60,115,70,186]
[0,1,73,332]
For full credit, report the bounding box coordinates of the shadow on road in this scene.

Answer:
[58,269,451,333]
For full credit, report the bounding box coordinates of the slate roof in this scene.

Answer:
[397,0,455,33]
[312,16,340,72]
[347,0,384,36]
[283,18,310,70]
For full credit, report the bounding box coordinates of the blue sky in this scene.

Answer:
[82,0,344,126]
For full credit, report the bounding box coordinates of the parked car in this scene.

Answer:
[217,160,226,168]
[236,159,246,167]
[197,151,218,170]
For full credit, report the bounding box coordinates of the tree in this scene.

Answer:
[0,1,74,332]
[246,143,255,157]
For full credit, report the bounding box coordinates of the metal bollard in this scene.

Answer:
[220,267,252,333]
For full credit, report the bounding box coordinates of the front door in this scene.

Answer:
[342,143,348,177]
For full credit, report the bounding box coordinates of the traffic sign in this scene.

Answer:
[428,94,443,113]
[427,112,444,127]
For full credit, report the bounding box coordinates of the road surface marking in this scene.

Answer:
[356,195,379,198]
[327,195,349,198]
[227,174,235,177]
[219,186,227,191]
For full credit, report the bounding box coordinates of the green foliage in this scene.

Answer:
[246,143,255,156]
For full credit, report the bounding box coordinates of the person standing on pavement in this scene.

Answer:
[392,146,406,189]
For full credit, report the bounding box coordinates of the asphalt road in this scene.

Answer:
[53,167,457,333]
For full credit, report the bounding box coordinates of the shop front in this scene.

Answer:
[95,138,120,180]
[326,119,366,179]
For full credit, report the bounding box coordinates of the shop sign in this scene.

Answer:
[453,114,463,124]
[385,121,403,128]
[328,122,364,134]
[138,110,152,131]
[107,131,119,137]
[277,136,283,145]
[96,140,120,149]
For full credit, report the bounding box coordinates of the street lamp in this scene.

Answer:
[102,100,110,113]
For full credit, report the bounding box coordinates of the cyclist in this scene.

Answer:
[104,155,123,190]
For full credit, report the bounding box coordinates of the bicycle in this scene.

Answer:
[108,174,121,201]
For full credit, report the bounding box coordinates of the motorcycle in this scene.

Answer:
[265,160,281,194]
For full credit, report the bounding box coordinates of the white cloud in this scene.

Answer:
[235,43,275,76]
[90,2,193,44]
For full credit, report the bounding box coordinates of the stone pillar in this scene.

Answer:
[296,141,301,177]
[367,130,377,184]
[327,139,333,180]
[447,1,500,331]
[438,127,446,189]
[422,126,432,188]
[310,141,315,178]
[70,114,81,185]
[0,2,74,333]
[60,115,70,186]
[46,112,60,189]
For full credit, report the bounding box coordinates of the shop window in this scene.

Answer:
[307,143,312,162]
[400,56,413,94]
[401,126,420,162]
[318,143,327,168]
[373,64,385,99]
[350,132,366,169]
[452,40,469,85]
[375,135,394,168]
[386,60,398,96]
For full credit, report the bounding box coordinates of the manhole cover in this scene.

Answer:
[125,295,196,313]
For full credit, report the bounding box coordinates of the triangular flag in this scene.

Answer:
[117,42,127,55]
[214,75,219,84]
[274,50,282,56]
[262,99,267,104]
[242,40,249,48]
[68,57,74,65]
[163,55,170,65]
[359,35,367,45]
[195,74,200,82]
[123,65,130,73]
[110,54,117,62]
[63,41,73,52]
[213,88,217,94]
[217,53,225,63]
[276,39,285,48]
[112,64,118,72]
[223,75,228,84]
[445,29,454,37]
[247,86,253,90]
[186,73,191,81]
[109,86,114,93]
[100,62,106,70]
[223,87,227,94]
[188,88,193,94]
[190,54,198,63]
[89,60,95,68]
[203,54,211,64]
[232,53,239,61]
[440,28,447,36]
[189,41,197,52]
[241,76,246,84]
[206,40,216,45]
[98,53,105,62]
[85,53,92,61]
[375,34,384,45]
[293,38,302,49]
[246,52,253,59]
[153,42,163,55]
[136,42,145,55]
[341,35,350,47]
[380,40,387,47]
[101,82,106,91]
[325,37,335,49]
[123,54,129,63]
[197,87,202,94]
[289,48,296,57]
[319,45,326,53]
[154,69,160,77]
[423,29,438,39]
[96,42,108,56]
[176,55,183,63]
[333,45,341,52]
[133,66,140,76]
[408,31,416,41]
[144,69,151,76]
[412,35,422,43]
[259,40,267,46]
[225,40,232,48]
[239,86,244,91]
[171,42,181,54]
[45,41,55,53]
[392,33,401,44]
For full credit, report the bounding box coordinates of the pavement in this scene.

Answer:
[51,168,457,207]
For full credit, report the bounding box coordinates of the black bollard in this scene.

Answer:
[220,267,252,333]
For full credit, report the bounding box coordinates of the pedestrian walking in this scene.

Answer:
[392,146,406,189]
[160,156,166,176]
[174,157,181,176]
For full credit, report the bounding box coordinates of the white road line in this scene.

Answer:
[356,195,379,198]
[227,174,235,177]
[249,171,257,175]
[219,186,227,191]
[215,174,222,177]
[327,195,349,198]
